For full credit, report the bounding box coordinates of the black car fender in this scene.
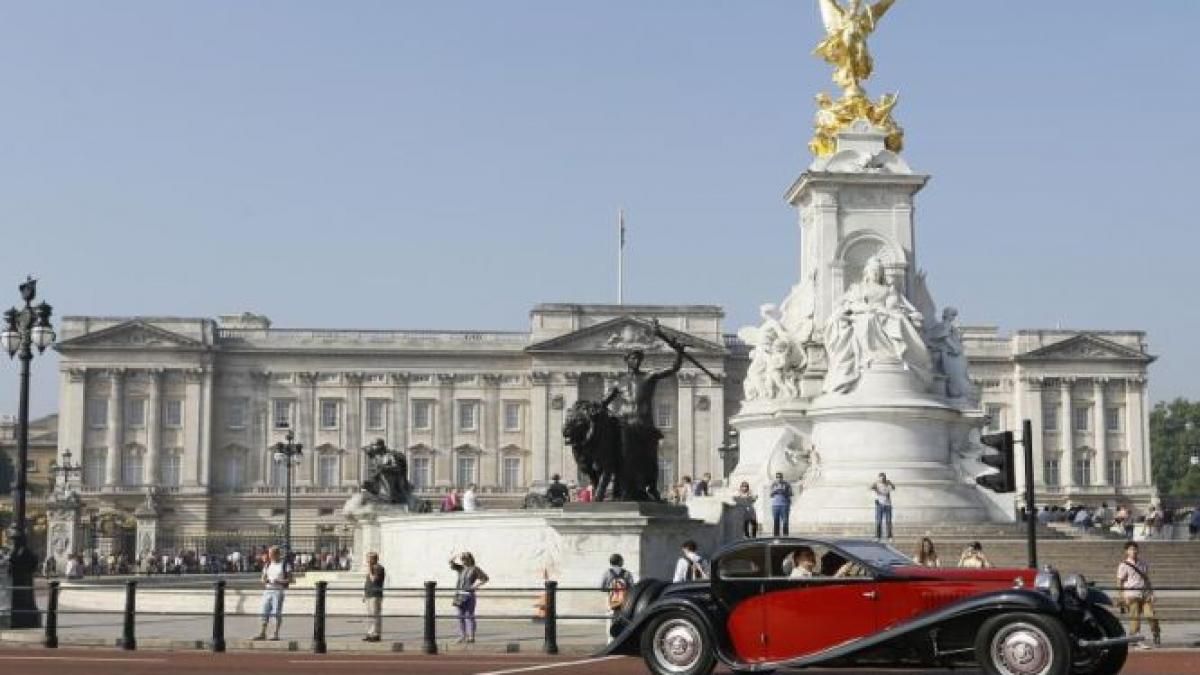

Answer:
[1086,587,1113,607]
[595,594,719,657]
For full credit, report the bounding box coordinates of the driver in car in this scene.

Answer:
[783,546,818,578]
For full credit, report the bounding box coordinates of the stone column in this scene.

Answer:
[1126,377,1148,489]
[482,374,503,487]
[1060,378,1075,488]
[104,369,125,487]
[530,371,551,485]
[1093,378,1107,486]
[1023,376,1045,493]
[676,372,699,480]
[705,377,725,485]
[145,369,163,486]
[183,369,204,487]
[389,373,410,468]
[346,372,364,485]
[296,372,317,484]
[200,366,215,488]
[250,371,271,485]
[435,373,456,487]
[61,368,88,470]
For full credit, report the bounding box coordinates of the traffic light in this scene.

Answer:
[977,431,1015,493]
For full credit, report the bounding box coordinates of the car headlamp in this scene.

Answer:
[1064,573,1089,601]
[1034,567,1062,602]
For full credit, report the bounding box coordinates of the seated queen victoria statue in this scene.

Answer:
[823,256,932,394]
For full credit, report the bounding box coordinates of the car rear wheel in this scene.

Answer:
[639,610,716,675]
[1071,608,1129,675]
[975,612,1071,675]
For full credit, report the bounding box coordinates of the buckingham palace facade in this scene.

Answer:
[52,303,1155,539]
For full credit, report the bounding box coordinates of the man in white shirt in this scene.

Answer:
[253,546,291,641]
[63,554,82,579]
[463,484,479,512]
[671,541,709,583]
[870,473,896,541]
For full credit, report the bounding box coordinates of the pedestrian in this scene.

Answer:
[914,537,940,567]
[870,472,896,540]
[678,476,694,503]
[63,553,82,579]
[957,541,992,568]
[577,480,594,503]
[693,473,711,497]
[600,553,636,640]
[545,474,570,507]
[362,551,385,642]
[671,540,710,582]
[440,489,460,512]
[733,481,758,538]
[1073,507,1093,533]
[770,472,793,537]
[1118,541,1161,648]
[252,546,290,641]
[463,484,479,512]
[42,554,56,578]
[449,552,489,643]
[1189,505,1200,541]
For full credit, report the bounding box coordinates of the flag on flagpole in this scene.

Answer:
[619,209,626,248]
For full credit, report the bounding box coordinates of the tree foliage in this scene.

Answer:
[1150,398,1200,497]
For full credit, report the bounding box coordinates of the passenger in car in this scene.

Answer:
[783,546,817,578]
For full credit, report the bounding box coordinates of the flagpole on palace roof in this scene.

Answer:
[618,207,626,305]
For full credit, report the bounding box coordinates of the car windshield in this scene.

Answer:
[836,541,915,568]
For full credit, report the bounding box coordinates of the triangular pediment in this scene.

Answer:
[1018,334,1153,363]
[526,316,725,355]
[56,321,204,351]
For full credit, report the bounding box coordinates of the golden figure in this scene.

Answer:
[810,0,903,157]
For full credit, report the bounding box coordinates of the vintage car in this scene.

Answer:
[601,537,1137,675]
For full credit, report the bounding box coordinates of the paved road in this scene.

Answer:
[0,648,1196,675]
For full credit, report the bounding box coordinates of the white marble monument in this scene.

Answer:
[727,120,1013,526]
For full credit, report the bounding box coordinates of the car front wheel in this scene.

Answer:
[1072,608,1129,675]
[639,610,716,675]
[975,612,1071,675]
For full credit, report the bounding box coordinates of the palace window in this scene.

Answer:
[1073,457,1092,486]
[87,399,108,428]
[1107,458,1124,487]
[1105,407,1122,433]
[1043,458,1060,487]
[456,455,477,488]
[657,458,676,496]
[1042,404,1058,431]
[222,452,245,490]
[272,399,293,429]
[159,452,181,487]
[458,401,478,431]
[164,399,183,428]
[122,447,143,486]
[655,402,674,429]
[320,400,340,429]
[83,449,105,489]
[227,398,248,429]
[1073,407,1091,432]
[502,457,521,490]
[503,402,522,432]
[317,454,340,488]
[411,456,432,489]
[126,399,146,428]
[412,400,433,431]
[366,399,387,430]
[270,456,289,487]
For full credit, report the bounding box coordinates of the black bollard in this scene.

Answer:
[422,580,438,654]
[543,580,559,655]
[313,581,328,654]
[43,581,60,649]
[120,580,137,650]
[212,580,226,653]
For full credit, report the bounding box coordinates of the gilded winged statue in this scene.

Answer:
[815,0,895,97]
[809,0,903,157]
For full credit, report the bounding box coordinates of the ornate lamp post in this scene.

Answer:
[48,449,83,497]
[1,277,54,629]
[271,427,303,572]
[717,429,740,480]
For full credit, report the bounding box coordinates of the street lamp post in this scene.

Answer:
[48,449,83,498]
[271,427,303,573]
[2,277,54,629]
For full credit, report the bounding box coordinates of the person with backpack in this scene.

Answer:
[671,540,710,582]
[1117,541,1161,648]
[600,554,637,640]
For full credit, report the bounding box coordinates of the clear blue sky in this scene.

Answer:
[0,1,1195,417]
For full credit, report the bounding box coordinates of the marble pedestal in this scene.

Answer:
[794,367,1001,524]
[350,501,715,614]
[45,493,84,561]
